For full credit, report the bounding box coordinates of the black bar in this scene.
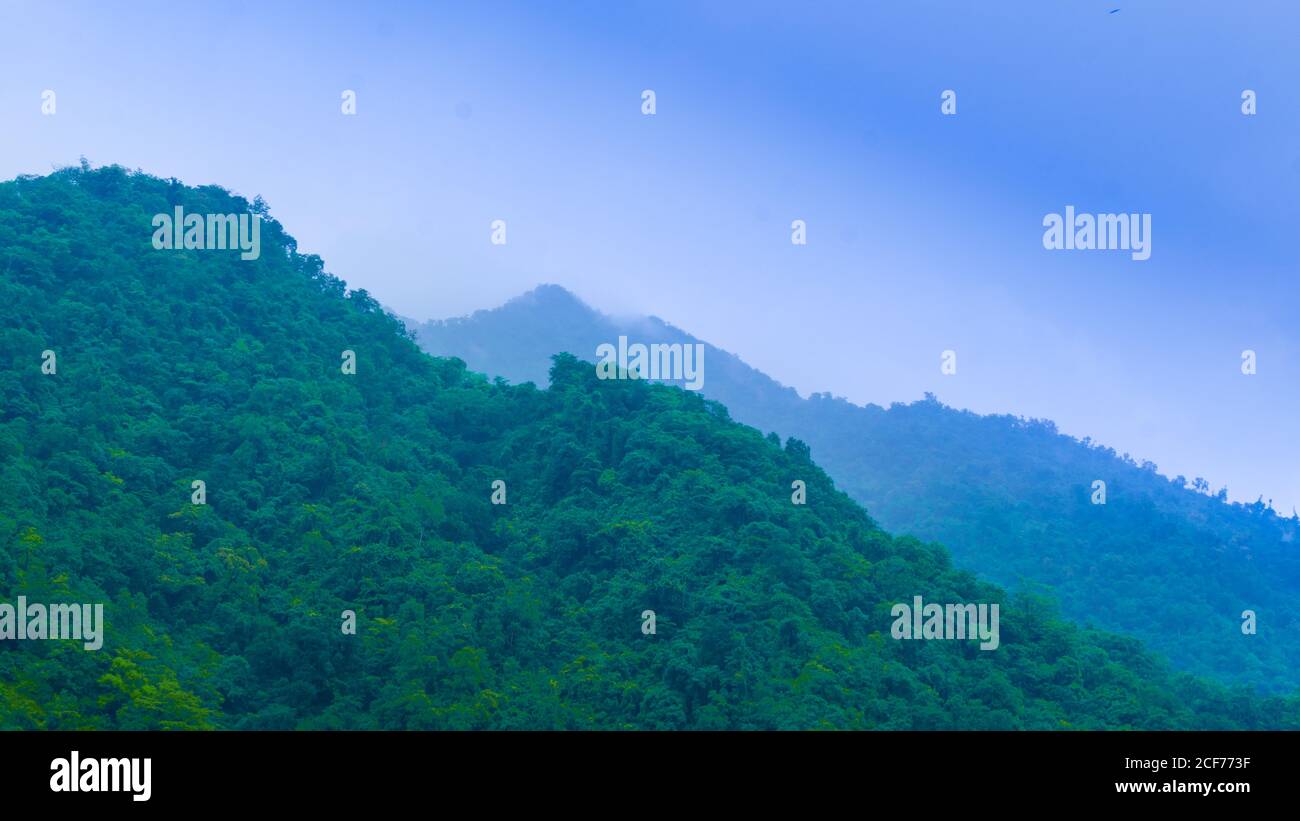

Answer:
[5,730,1283,808]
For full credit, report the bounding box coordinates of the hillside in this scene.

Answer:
[0,166,1294,729]
[409,285,1300,692]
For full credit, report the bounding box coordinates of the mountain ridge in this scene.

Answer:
[3,165,1293,727]
[405,284,1300,692]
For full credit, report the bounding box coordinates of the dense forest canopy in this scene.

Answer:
[1,165,1295,729]
[413,285,1300,693]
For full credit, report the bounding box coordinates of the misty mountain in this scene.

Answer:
[4,165,1292,729]
[407,285,1300,692]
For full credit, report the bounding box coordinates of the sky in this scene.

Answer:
[2,0,1298,510]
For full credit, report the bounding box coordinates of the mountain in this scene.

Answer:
[3,166,1295,729]
[408,285,1300,693]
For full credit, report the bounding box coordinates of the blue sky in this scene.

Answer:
[2,0,1298,510]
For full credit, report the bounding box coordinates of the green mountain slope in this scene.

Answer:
[1,165,1294,729]
[409,285,1300,693]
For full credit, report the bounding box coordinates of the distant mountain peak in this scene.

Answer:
[421,283,598,330]
[520,282,582,301]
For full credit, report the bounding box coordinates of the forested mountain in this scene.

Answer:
[1,166,1294,730]
[409,286,1300,693]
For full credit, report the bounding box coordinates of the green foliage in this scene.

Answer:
[414,286,1300,693]
[1,166,1295,729]
[786,396,1300,694]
